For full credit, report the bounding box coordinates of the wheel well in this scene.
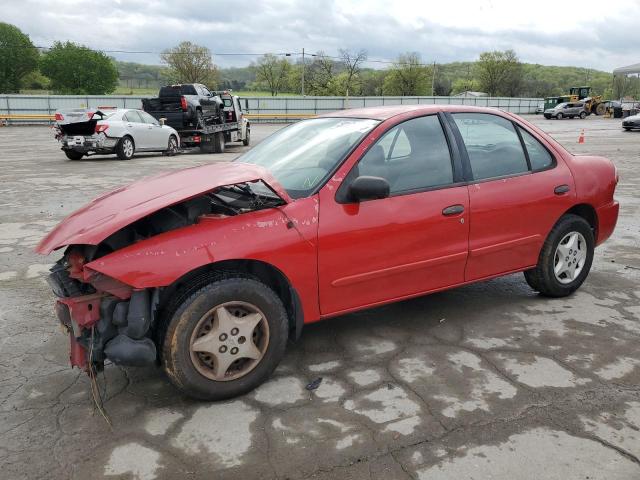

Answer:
[158,259,303,340]
[565,204,598,237]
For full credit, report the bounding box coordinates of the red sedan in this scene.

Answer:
[38,105,619,400]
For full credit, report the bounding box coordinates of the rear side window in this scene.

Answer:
[452,113,528,180]
[138,111,159,124]
[356,115,453,193]
[518,127,554,170]
[124,110,143,123]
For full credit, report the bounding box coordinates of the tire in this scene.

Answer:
[623,127,631,131]
[161,277,289,400]
[213,132,225,153]
[595,103,606,116]
[242,128,250,146]
[64,150,84,161]
[579,111,587,119]
[556,113,563,120]
[524,214,594,297]
[116,136,135,160]
[165,135,178,156]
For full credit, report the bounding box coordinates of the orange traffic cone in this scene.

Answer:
[578,129,585,144]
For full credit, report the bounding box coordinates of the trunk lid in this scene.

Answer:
[56,109,108,136]
[36,162,291,254]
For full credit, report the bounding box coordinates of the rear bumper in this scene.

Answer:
[61,134,118,152]
[596,201,619,246]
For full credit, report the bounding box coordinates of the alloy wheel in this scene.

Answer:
[553,231,587,284]
[189,301,269,381]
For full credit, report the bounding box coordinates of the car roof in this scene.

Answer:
[319,104,507,121]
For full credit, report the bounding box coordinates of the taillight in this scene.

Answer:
[180,96,188,111]
[54,113,64,121]
[95,124,109,133]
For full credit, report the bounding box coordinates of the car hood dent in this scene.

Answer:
[36,162,291,254]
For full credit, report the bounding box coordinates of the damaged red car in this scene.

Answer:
[38,105,619,400]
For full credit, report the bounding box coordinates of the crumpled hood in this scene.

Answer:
[36,162,290,254]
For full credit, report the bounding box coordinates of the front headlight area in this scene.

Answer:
[48,247,158,371]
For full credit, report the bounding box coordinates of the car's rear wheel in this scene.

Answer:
[579,111,587,119]
[242,128,250,146]
[556,113,563,120]
[161,277,289,400]
[64,150,84,160]
[116,136,135,160]
[165,135,178,156]
[524,214,594,297]
[213,131,225,153]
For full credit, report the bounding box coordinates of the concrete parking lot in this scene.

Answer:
[0,116,639,479]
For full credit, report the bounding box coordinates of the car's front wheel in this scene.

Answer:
[524,214,594,297]
[116,136,135,160]
[579,111,587,119]
[161,277,289,400]
[165,135,179,156]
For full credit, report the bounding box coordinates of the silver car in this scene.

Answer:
[543,102,587,120]
[54,108,180,160]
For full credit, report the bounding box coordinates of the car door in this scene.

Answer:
[123,110,151,149]
[138,111,168,149]
[317,114,470,315]
[447,112,576,281]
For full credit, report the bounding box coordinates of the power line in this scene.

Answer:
[0,43,437,67]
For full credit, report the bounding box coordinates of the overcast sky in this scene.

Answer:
[2,0,638,71]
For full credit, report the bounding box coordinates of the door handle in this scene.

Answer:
[442,204,465,216]
[127,123,133,127]
[554,184,570,195]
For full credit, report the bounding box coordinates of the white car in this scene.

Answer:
[54,108,180,160]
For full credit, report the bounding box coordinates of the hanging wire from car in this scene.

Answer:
[88,327,113,429]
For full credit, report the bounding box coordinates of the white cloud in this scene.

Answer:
[2,0,638,70]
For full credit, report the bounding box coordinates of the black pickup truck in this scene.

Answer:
[142,84,224,130]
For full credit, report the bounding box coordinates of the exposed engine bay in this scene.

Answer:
[47,180,285,372]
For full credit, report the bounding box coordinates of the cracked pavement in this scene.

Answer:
[0,117,639,479]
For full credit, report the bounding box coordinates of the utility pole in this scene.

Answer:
[302,48,305,96]
[431,61,437,96]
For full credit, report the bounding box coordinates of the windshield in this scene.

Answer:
[236,117,379,198]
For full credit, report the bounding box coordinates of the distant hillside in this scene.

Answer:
[114,60,614,98]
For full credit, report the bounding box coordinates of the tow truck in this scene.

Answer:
[146,90,250,154]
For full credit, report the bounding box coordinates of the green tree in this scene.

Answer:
[253,54,291,96]
[40,42,117,94]
[305,52,339,95]
[339,49,367,97]
[383,52,430,96]
[361,69,387,96]
[451,77,480,95]
[476,49,522,96]
[0,23,39,93]
[160,41,219,88]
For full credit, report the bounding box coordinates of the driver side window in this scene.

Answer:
[356,115,454,194]
[452,113,528,181]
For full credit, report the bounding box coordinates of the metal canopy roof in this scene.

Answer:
[613,63,640,75]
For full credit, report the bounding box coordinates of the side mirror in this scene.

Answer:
[348,176,390,202]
